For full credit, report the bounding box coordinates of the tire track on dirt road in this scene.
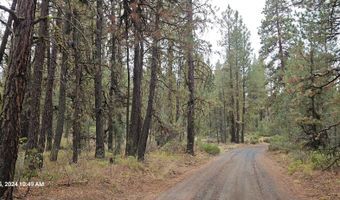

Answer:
[156,145,297,200]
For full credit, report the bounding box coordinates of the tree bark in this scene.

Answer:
[222,98,227,143]
[241,64,246,143]
[125,28,131,151]
[95,0,105,158]
[126,0,143,156]
[186,0,195,155]
[41,11,61,152]
[0,0,36,198]
[235,52,240,144]
[114,32,124,156]
[50,8,72,161]
[228,25,236,143]
[122,0,131,155]
[71,9,82,163]
[176,59,182,123]
[167,40,175,124]
[26,0,49,169]
[137,0,161,161]
[127,38,143,156]
[108,0,116,152]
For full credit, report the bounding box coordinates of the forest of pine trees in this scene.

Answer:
[0,0,339,199]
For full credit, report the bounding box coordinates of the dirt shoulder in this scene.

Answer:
[266,150,340,200]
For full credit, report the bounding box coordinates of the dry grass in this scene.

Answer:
[269,151,340,200]
[14,143,215,200]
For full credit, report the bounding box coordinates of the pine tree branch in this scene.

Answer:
[322,156,340,171]
[0,5,18,23]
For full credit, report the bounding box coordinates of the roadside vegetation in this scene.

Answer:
[14,138,226,200]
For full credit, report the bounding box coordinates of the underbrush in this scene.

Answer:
[286,151,333,175]
[247,134,260,144]
[198,143,220,155]
[287,159,313,175]
[160,140,186,153]
[14,140,208,185]
[245,131,272,144]
[268,135,337,174]
[268,135,295,153]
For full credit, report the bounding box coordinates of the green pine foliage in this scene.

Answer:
[261,0,340,169]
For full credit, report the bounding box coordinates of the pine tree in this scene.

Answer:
[259,0,295,90]
[0,0,37,198]
[219,5,252,143]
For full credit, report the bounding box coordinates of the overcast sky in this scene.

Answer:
[203,0,266,64]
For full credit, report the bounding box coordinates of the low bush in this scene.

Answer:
[308,151,329,170]
[246,133,261,144]
[285,150,330,175]
[288,160,303,175]
[200,143,220,155]
[268,135,295,153]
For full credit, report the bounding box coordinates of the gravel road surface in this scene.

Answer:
[157,145,295,200]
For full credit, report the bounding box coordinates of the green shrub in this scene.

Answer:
[262,137,271,143]
[268,135,294,153]
[308,151,328,170]
[250,135,259,144]
[288,160,303,175]
[246,132,261,144]
[291,150,308,162]
[287,159,314,175]
[200,143,220,155]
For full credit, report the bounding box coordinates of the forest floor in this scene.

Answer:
[268,151,340,200]
[13,143,339,200]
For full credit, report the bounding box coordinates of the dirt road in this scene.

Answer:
[157,145,296,200]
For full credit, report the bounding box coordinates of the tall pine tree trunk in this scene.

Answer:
[127,37,143,156]
[123,0,131,154]
[229,65,236,143]
[175,59,182,123]
[222,98,227,143]
[186,0,195,155]
[0,0,36,198]
[167,40,175,123]
[95,0,105,158]
[126,0,143,156]
[108,0,116,152]
[72,9,82,163]
[137,0,161,160]
[26,0,49,168]
[42,11,61,152]
[114,25,124,156]
[50,8,71,161]
[235,56,240,143]
[241,65,246,143]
